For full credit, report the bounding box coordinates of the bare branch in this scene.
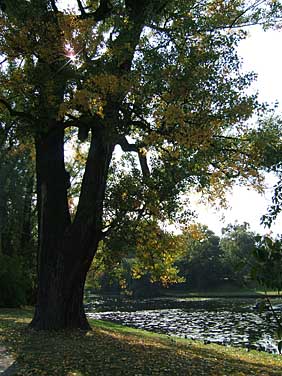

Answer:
[117,135,150,178]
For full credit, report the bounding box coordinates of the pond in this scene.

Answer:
[84,293,282,354]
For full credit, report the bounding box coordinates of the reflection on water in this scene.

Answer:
[85,294,282,354]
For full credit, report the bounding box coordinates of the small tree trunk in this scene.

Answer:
[0,163,8,255]
[20,174,35,251]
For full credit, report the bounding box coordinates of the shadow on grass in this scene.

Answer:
[0,309,281,375]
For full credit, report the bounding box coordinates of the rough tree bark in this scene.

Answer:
[29,123,114,330]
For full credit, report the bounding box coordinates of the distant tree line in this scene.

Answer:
[86,222,282,296]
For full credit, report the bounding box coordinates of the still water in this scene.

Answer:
[85,294,282,354]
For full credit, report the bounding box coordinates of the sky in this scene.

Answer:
[192,27,282,236]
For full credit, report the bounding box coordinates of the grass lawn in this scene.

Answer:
[0,308,281,375]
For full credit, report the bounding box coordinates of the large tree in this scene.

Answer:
[220,222,257,285]
[177,224,224,290]
[0,0,281,329]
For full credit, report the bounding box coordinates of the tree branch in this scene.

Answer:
[229,0,266,28]
[117,135,150,178]
[77,0,113,21]
[101,205,146,240]
[100,215,122,240]
[117,135,138,153]
[77,0,86,15]
[0,98,35,121]
[138,152,150,178]
[50,0,59,13]
[125,0,169,19]
[149,16,273,36]
[0,57,8,65]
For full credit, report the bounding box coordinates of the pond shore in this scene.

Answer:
[86,284,282,300]
[158,287,282,299]
[0,308,281,375]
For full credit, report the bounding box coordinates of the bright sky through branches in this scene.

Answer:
[194,27,282,236]
[58,1,281,235]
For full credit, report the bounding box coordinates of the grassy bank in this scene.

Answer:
[159,285,281,298]
[0,308,281,375]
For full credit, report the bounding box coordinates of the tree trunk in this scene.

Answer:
[29,125,114,330]
[0,166,6,255]
[20,174,35,251]
[30,256,91,330]
[0,162,9,255]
